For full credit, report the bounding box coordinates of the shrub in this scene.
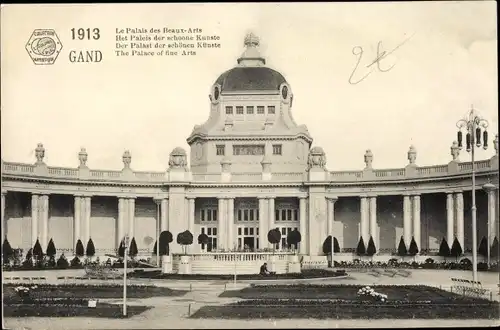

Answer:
[75,239,85,257]
[450,238,463,261]
[56,254,69,269]
[490,237,499,259]
[197,233,210,250]
[33,239,43,260]
[267,229,281,251]
[425,258,434,264]
[408,237,419,256]
[287,229,302,252]
[2,238,14,265]
[159,231,173,256]
[46,238,56,258]
[176,230,193,255]
[438,237,451,258]
[86,238,96,257]
[459,258,472,270]
[366,236,376,257]
[355,237,366,256]
[397,236,407,256]
[478,236,488,258]
[129,237,138,258]
[118,239,125,258]
[70,256,81,268]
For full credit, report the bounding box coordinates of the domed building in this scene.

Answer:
[1,33,499,273]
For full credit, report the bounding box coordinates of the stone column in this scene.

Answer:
[74,196,81,247]
[268,197,276,249]
[40,195,49,249]
[326,197,336,259]
[31,194,39,247]
[82,196,92,245]
[1,191,6,240]
[227,198,234,249]
[455,192,464,249]
[446,192,454,245]
[369,196,377,249]
[258,197,268,251]
[486,189,496,246]
[117,197,125,246]
[128,197,135,239]
[217,198,226,250]
[299,197,307,255]
[403,195,412,246]
[360,196,369,243]
[187,197,195,234]
[161,198,169,231]
[412,195,421,251]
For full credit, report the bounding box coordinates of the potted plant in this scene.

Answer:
[366,236,377,261]
[128,237,138,267]
[176,230,193,274]
[2,238,14,267]
[86,238,96,263]
[46,238,57,267]
[450,237,463,262]
[397,236,407,262]
[356,236,366,258]
[322,235,340,267]
[159,231,173,273]
[408,236,419,262]
[267,228,281,273]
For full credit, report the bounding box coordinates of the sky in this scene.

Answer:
[1,2,498,172]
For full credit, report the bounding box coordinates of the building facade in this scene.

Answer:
[1,33,499,263]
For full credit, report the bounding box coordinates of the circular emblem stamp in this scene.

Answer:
[25,29,63,65]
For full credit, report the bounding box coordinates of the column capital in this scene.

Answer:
[326,196,338,203]
[359,194,368,198]
[367,195,378,199]
[74,193,92,198]
[298,196,308,200]
[1,189,7,196]
[186,196,196,200]
[412,193,421,198]
[153,198,162,205]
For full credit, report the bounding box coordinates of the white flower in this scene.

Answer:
[381,298,385,302]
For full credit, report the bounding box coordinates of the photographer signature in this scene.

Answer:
[348,33,415,85]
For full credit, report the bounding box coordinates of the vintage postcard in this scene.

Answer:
[1,2,498,329]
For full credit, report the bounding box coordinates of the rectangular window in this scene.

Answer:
[238,238,242,249]
[225,106,233,114]
[201,227,205,234]
[294,210,298,221]
[216,145,225,156]
[213,228,217,236]
[256,238,259,249]
[244,210,249,221]
[273,144,282,155]
[257,106,265,114]
[238,228,242,235]
[249,210,254,221]
[249,228,254,235]
[207,228,212,236]
[212,238,217,250]
[207,211,212,221]
[275,210,280,221]
[282,209,287,221]
[238,210,242,221]
[244,228,248,235]
[246,106,254,114]
[268,106,276,114]
[236,106,244,115]
[201,210,205,222]
[287,210,292,221]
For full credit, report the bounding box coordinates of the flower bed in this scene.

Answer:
[3,302,152,318]
[3,283,188,299]
[190,302,499,319]
[219,284,492,304]
[128,268,345,280]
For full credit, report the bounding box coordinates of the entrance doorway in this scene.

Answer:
[243,237,255,251]
[237,226,259,251]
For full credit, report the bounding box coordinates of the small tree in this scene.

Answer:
[118,239,125,258]
[408,236,419,261]
[176,230,193,255]
[152,240,157,254]
[356,236,366,256]
[491,237,499,261]
[46,238,56,258]
[75,239,85,257]
[197,233,210,250]
[438,237,450,261]
[450,237,463,262]
[397,236,407,258]
[366,236,377,258]
[128,237,138,258]
[287,229,301,254]
[267,228,281,253]
[85,238,95,258]
[33,238,43,261]
[159,231,173,256]
[2,238,14,265]
[478,236,488,258]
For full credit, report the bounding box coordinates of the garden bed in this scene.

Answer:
[128,268,345,280]
[190,301,499,319]
[4,302,152,318]
[3,283,187,299]
[219,284,491,304]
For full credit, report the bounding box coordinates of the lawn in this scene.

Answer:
[190,285,500,319]
[3,283,187,299]
[128,268,346,280]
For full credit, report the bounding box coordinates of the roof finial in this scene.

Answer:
[244,32,260,48]
[238,31,265,67]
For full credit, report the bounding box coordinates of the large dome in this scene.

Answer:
[214,32,287,92]
[215,67,286,92]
